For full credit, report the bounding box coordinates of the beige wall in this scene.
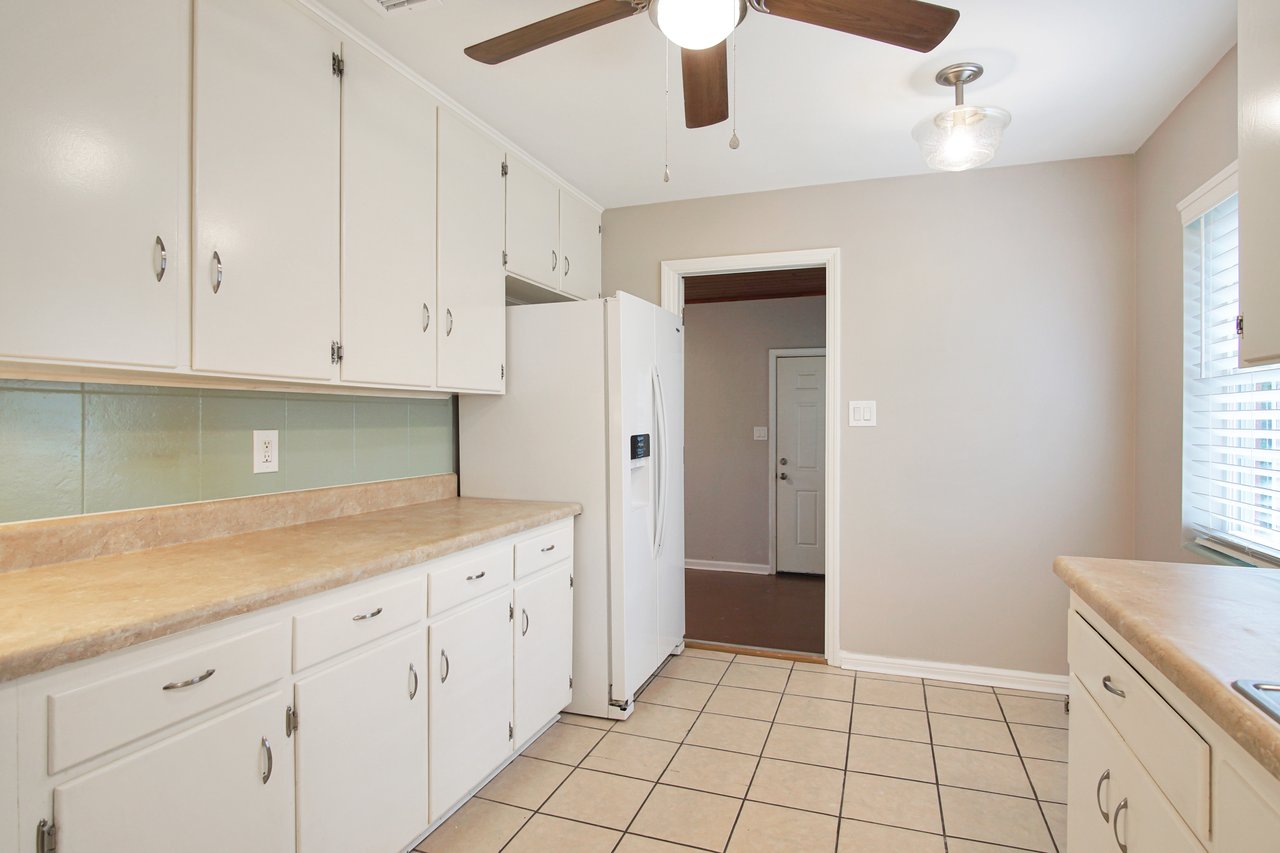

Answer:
[1133,49,1238,563]
[604,156,1137,676]
[684,296,826,567]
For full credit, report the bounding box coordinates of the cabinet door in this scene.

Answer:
[1067,677,1121,853]
[1239,0,1280,366]
[437,111,506,393]
[514,563,573,743]
[1215,759,1280,853]
[53,692,293,853]
[505,154,560,288]
[428,593,514,821]
[0,0,183,368]
[192,0,340,380]
[339,42,438,388]
[295,629,428,853]
[559,192,603,301]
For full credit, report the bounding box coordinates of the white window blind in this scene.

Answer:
[1184,190,1280,563]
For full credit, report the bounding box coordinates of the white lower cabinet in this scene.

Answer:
[294,629,428,853]
[514,563,573,743]
[52,691,293,853]
[428,592,515,822]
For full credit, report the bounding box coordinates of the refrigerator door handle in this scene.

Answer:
[652,366,669,557]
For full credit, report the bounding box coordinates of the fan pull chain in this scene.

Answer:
[729,32,740,150]
[663,38,671,182]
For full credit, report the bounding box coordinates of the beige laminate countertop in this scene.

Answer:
[0,497,580,685]
[1054,555,1280,781]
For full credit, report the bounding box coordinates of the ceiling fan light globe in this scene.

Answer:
[649,0,741,51]
[912,105,1010,172]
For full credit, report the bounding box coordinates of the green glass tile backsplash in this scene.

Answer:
[0,380,455,524]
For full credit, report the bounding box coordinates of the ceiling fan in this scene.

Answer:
[464,0,961,129]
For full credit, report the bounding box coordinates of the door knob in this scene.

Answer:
[779,458,788,465]
[779,472,789,480]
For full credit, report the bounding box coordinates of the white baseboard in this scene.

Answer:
[839,651,1070,695]
[686,559,772,575]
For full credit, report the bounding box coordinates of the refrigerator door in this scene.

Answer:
[654,306,686,659]
[607,294,660,706]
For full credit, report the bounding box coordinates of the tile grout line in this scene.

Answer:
[917,683,951,853]
[835,672,856,852]
[995,691,1061,853]
[720,655,794,851]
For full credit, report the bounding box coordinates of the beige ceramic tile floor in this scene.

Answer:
[417,649,1069,853]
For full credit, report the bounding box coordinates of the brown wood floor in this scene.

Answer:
[684,568,824,654]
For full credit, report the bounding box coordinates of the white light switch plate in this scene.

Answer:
[253,429,279,473]
[753,426,768,441]
[848,401,877,427]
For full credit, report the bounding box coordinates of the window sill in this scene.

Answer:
[1186,536,1280,570]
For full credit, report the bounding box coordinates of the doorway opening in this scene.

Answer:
[661,252,841,661]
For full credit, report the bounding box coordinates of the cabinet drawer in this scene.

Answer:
[48,622,289,774]
[514,524,573,579]
[293,575,425,672]
[1069,612,1210,838]
[428,546,512,616]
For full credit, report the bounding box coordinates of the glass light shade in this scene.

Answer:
[912,105,1011,172]
[649,0,740,50]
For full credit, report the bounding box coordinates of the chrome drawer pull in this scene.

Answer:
[1112,797,1128,852]
[440,649,450,683]
[352,607,383,622]
[1096,769,1111,822]
[466,571,487,581]
[154,235,167,282]
[261,737,273,784]
[211,251,222,293]
[1102,676,1126,699]
[162,668,215,691]
[408,662,419,700]
[540,544,556,553]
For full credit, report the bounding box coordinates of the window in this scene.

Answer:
[1183,168,1280,564]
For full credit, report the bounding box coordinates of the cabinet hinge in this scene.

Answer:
[502,250,508,267]
[1237,314,1245,336]
[508,722,514,741]
[500,363,505,381]
[285,705,299,737]
[330,340,344,364]
[569,675,573,689]
[598,225,602,235]
[501,161,509,178]
[569,575,574,589]
[36,819,56,853]
[509,602,514,621]
[332,52,344,77]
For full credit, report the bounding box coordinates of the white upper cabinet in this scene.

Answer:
[505,154,561,289]
[0,0,184,369]
[437,110,507,393]
[339,42,439,388]
[1239,0,1280,366]
[559,193,603,301]
[192,0,341,381]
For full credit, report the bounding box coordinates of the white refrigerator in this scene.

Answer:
[459,292,684,719]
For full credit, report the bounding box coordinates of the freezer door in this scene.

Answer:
[608,294,660,706]
[654,306,686,658]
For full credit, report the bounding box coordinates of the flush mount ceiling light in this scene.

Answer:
[648,0,746,51]
[913,62,1011,172]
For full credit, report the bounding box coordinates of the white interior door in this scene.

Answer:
[514,563,573,743]
[294,629,428,853]
[774,355,826,575]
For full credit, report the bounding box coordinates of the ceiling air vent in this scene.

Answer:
[367,0,433,12]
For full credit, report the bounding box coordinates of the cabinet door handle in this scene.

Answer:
[422,303,430,332]
[351,607,383,622]
[1096,769,1111,822]
[446,308,453,337]
[154,235,167,282]
[564,255,571,276]
[1102,676,1126,699]
[551,250,558,271]
[260,737,273,785]
[408,662,419,700]
[540,544,556,553]
[1112,797,1128,852]
[162,668,215,691]
[521,608,530,637]
[440,649,450,683]
[466,571,487,581]
[211,251,223,293]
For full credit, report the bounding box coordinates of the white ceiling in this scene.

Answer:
[313,0,1236,209]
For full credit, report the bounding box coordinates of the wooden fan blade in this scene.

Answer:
[681,41,729,129]
[464,0,638,65]
[762,0,959,53]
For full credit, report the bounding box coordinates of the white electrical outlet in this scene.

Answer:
[753,426,768,441]
[253,429,279,474]
[848,401,877,427]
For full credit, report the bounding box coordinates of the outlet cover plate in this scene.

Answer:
[253,429,279,474]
